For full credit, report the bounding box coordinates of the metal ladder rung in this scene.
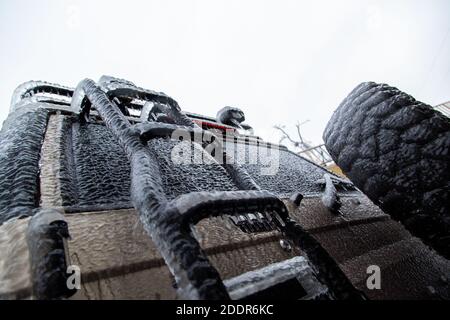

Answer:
[133,122,214,143]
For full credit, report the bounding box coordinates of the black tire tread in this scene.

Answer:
[323,82,450,259]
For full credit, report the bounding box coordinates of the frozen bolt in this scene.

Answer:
[290,192,304,207]
[279,239,292,252]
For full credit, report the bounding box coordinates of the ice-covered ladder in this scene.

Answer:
[69,77,364,300]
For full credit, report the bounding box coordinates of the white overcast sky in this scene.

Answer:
[0,0,449,145]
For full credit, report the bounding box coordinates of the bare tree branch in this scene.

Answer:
[274,120,313,151]
[274,125,299,146]
[275,121,333,166]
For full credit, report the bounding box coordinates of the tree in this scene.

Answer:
[274,120,332,166]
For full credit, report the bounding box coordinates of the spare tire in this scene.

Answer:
[323,82,450,259]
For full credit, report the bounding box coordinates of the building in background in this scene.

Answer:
[434,101,450,117]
